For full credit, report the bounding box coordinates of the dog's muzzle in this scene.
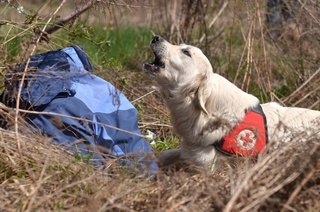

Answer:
[151,35,162,45]
[143,36,166,73]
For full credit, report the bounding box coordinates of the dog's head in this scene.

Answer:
[143,36,213,86]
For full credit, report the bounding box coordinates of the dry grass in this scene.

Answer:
[0,105,319,211]
[0,0,320,211]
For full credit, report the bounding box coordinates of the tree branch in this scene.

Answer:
[45,0,98,35]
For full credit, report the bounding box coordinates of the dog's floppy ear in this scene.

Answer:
[196,78,211,115]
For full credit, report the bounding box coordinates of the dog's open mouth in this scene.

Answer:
[143,51,165,73]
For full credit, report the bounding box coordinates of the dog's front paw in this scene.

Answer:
[157,149,181,166]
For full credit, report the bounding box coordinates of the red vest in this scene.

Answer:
[213,105,268,157]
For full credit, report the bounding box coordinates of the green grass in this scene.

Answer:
[52,24,153,70]
[0,23,153,69]
[0,25,26,62]
[151,137,180,153]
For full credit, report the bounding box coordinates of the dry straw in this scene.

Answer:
[0,0,319,211]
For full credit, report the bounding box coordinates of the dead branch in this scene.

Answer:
[44,0,98,35]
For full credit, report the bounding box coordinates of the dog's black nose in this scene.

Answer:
[151,36,162,44]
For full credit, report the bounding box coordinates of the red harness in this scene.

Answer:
[213,105,268,157]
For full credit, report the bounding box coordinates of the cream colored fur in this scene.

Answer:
[143,37,320,169]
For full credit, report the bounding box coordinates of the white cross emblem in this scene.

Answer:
[236,129,257,150]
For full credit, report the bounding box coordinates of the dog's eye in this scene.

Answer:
[182,49,192,57]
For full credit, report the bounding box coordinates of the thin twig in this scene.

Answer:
[33,174,96,208]
[281,167,316,212]
[297,0,320,26]
[131,90,155,103]
[292,86,319,107]
[139,122,172,128]
[310,99,320,110]
[14,0,67,153]
[199,1,228,43]
[25,158,50,212]
[283,67,320,103]
[255,0,272,99]
[4,104,149,139]
[45,0,97,35]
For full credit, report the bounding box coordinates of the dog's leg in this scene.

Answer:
[157,149,182,166]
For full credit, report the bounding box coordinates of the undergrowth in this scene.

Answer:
[0,0,319,211]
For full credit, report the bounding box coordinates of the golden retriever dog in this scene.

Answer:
[143,36,320,170]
